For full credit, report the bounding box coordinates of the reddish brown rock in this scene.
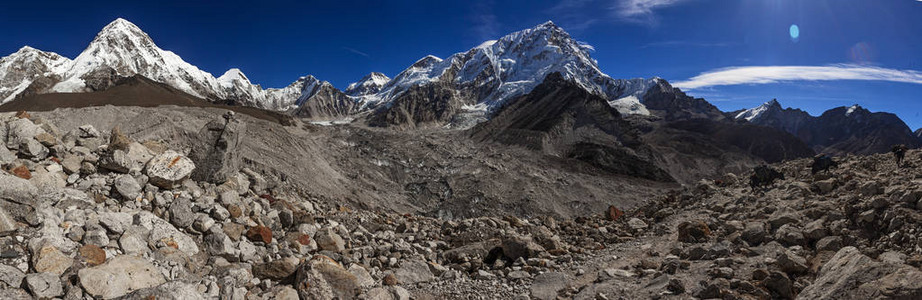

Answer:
[79,245,106,266]
[298,234,312,246]
[246,225,273,244]
[677,221,712,243]
[9,165,31,180]
[607,205,624,221]
[383,273,398,286]
[15,111,30,119]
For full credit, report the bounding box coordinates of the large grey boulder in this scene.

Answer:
[0,206,17,233]
[78,255,166,299]
[144,150,194,189]
[797,246,922,299]
[190,112,246,184]
[113,174,142,200]
[531,272,569,300]
[25,272,63,299]
[0,173,38,204]
[295,255,359,300]
[392,259,435,284]
[6,118,44,149]
[117,281,205,300]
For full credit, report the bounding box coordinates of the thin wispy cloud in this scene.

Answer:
[674,65,922,90]
[639,40,739,49]
[342,47,370,58]
[547,0,687,28]
[470,0,501,41]
[613,0,690,24]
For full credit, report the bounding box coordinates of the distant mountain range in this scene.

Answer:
[0,18,916,159]
[729,99,921,155]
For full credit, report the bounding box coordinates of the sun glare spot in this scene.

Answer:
[789,24,800,42]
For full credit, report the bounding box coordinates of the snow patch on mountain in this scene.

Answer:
[846,104,860,116]
[609,95,650,116]
[735,99,781,121]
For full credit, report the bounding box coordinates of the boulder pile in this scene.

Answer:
[2,111,920,299]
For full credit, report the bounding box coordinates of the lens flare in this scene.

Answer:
[789,24,800,42]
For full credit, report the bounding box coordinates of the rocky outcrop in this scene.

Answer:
[366,81,467,129]
[798,247,922,299]
[190,112,245,184]
[471,73,674,182]
[292,83,360,120]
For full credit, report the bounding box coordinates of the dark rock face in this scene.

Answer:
[366,81,467,129]
[292,83,359,120]
[471,73,674,182]
[641,80,726,121]
[190,112,246,184]
[664,119,815,164]
[806,106,921,154]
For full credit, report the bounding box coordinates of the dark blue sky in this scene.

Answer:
[2,0,921,128]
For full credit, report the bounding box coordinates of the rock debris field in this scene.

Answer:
[0,109,921,300]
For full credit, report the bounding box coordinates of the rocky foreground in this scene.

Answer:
[0,110,921,300]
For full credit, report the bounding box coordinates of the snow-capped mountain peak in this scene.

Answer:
[0,46,72,102]
[218,68,251,86]
[735,99,782,121]
[364,21,659,117]
[344,72,390,96]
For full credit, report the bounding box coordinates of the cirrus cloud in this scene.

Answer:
[614,0,690,24]
[673,64,922,90]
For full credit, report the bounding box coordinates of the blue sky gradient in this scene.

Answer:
[1,0,921,128]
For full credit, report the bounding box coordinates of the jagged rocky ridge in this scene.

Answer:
[732,99,921,155]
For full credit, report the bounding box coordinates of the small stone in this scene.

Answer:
[295,255,359,299]
[0,264,25,287]
[33,245,74,276]
[816,236,844,252]
[530,272,568,300]
[114,174,142,200]
[223,223,246,241]
[677,221,711,243]
[168,198,194,228]
[393,259,434,284]
[474,269,496,280]
[383,273,398,286]
[627,218,648,231]
[775,224,806,246]
[606,205,624,221]
[314,228,345,252]
[78,125,100,138]
[192,214,215,232]
[19,139,48,159]
[253,257,301,280]
[775,249,808,274]
[25,272,64,299]
[78,255,166,299]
